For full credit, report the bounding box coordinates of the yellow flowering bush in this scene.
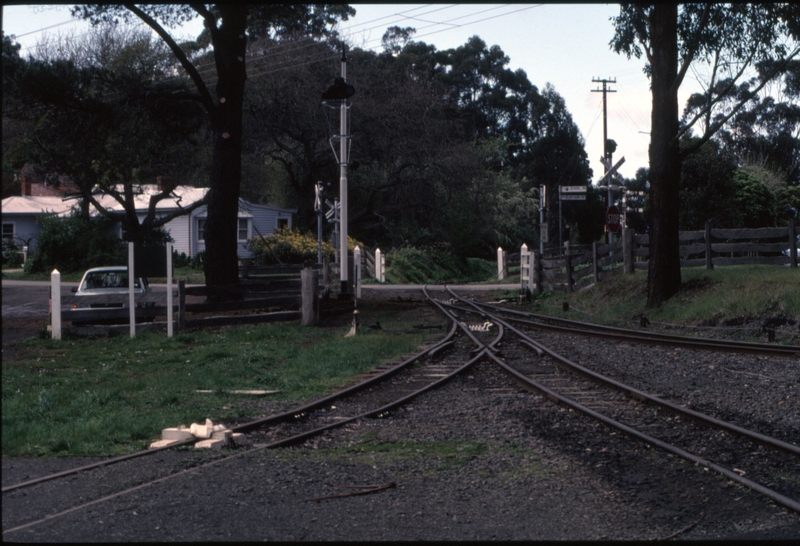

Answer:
[249,228,363,265]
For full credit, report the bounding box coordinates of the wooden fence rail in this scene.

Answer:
[634,220,797,270]
[177,277,302,330]
[522,221,795,295]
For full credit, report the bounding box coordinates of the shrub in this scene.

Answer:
[249,228,362,265]
[384,246,495,284]
[25,212,125,274]
[172,251,190,269]
[2,239,24,268]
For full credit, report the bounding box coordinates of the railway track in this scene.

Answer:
[2,305,485,536]
[438,286,800,513]
[3,286,798,538]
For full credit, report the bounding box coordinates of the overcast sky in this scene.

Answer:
[2,4,711,181]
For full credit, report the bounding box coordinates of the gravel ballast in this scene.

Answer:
[3,290,800,541]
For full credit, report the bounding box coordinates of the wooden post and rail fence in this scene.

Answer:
[49,221,796,336]
[519,220,796,295]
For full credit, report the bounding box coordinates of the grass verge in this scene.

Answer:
[2,267,206,284]
[2,301,434,457]
[520,265,799,343]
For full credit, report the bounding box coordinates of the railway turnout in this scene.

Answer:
[3,286,799,538]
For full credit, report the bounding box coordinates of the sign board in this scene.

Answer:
[560,185,587,193]
[561,194,586,201]
[606,205,622,233]
[596,156,625,186]
[132,245,170,278]
[540,222,548,243]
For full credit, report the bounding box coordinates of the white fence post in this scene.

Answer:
[375,248,385,283]
[50,269,61,340]
[520,244,532,294]
[167,242,174,337]
[128,242,135,339]
[354,245,362,299]
[497,247,507,280]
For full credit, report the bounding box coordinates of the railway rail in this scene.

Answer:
[2,306,484,535]
[437,286,800,513]
[3,286,799,538]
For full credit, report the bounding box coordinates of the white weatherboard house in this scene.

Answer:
[1,185,295,260]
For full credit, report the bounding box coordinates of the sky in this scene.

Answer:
[1,4,710,182]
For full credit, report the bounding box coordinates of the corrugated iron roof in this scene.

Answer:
[2,186,208,216]
[1,196,75,216]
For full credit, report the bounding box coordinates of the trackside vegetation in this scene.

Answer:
[524,266,799,344]
[2,302,436,457]
[2,264,798,457]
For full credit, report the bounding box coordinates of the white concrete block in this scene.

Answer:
[211,429,232,442]
[161,427,194,441]
[190,423,211,439]
[149,439,182,449]
[195,438,226,450]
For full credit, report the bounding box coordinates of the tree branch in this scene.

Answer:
[680,45,800,157]
[123,4,216,114]
[633,4,654,64]
[678,47,757,139]
[671,3,711,96]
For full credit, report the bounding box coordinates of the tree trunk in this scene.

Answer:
[646,4,682,308]
[203,6,248,301]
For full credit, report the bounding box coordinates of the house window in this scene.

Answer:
[198,219,206,241]
[277,218,288,231]
[2,223,14,244]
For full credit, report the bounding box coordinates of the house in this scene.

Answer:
[2,179,295,260]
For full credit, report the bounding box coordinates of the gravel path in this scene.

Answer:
[3,291,800,541]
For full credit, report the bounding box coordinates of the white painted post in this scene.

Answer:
[520,244,531,294]
[167,242,173,337]
[128,242,135,339]
[497,246,505,281]
[50,269,61,340]
[380,252,385,283]
[375,248,383,282]
[353,245,362,299]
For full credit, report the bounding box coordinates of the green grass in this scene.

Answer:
[524,265,800,341]
[272,437,552,481]
[2,301,432,457]
[1,266,206,284]
[4,262,798,458]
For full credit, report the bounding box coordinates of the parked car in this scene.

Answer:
[70,266,153,324]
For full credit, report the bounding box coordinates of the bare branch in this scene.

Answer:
[123,4,215,114]
[680,45,800,157]
[671,3,711,96]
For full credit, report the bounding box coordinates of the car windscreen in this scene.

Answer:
[81,271,142,290]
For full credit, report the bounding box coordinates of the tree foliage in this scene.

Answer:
[70,4,354,298]
[3,25,209,245]
[24,212,126,274]
[611,3,800,307]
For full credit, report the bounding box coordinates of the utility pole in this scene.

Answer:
[338,46,349,297]
[321,46,355,298]
[592,77,617,243]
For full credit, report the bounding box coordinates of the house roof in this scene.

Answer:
[1,196,75,216]
[2,185,296,217]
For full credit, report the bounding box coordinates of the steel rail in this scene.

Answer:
[482,349,800,515]
[443,287,800,513]
[475,301,800,357]
[445,287,800,457]
[5,321,485,536]
[2,314,460,494]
